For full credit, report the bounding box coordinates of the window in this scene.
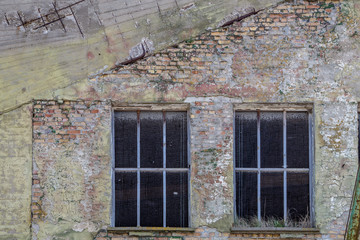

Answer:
[235,110,312,227]
[114,111,189,227]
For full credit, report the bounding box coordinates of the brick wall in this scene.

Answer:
[190,98,234,229]
[105,0,341,102]
[30,0,357,239]
[32,100,112,239]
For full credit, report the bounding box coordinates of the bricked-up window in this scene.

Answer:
[114,111,188,227]
[235,110,312,226]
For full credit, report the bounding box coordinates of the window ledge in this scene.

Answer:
[107,227,195,234]
[231,227,320,234]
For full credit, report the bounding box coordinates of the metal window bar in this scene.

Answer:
[115,168,189,172]
[308,112,314,226]
[283,110,287,223]
[114,111,189,227]
[257,110,261,220]
[111,110,115,227]
[236,110,310,223]
[137,111,141,227]
[187,111,191,227]
[163,112,167,227]
[235,168,309,172]
[234,110,238,217]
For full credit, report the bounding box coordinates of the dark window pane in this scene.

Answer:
[115,172,137,227]
[140,172,163,226]
[166,112,187,168]
[235,112,257,168]
[261,112,283,168]
[115,112,137,168]
[166,172,188,227]
[261,173,283,219]
[140,112,163,168]
[287,112,309,168]
[287,173,309,222]
[236,172,257,219]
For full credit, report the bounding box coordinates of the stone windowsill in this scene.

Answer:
[231,227,320,234]
[107,227,195,236]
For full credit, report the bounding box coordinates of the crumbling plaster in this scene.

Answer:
[46,0,360,236]
[0,0,281,114]
[32,101,112,239]
[0,104,32,239]
[1,0,360,239]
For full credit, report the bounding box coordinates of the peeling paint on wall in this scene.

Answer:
[32,101,112,239]
[1,0,360,239]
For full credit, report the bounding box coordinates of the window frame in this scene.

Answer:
[233,103,315,227]
[111,104,191,228]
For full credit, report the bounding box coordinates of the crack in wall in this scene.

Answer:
[3,0,86,36]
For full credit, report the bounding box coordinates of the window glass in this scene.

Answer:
[235,112,257,168]
[235,110,311,226]
[166,112,187,168]
[287,112,309,168]
[261,112,283,168]
[115,172,137,226]
[114,111,188,227]
[115,112,137,168]
[166,172,188,227]
[236,172,257,219]
[140,172,163,227]
[261,173,283,219]
[140,112,163,168]
[287,173,309,221]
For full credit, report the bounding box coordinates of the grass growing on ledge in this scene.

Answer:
[234,215,311,228]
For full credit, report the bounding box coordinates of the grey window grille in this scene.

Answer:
[235,110,312,225]
[114,111,189,227]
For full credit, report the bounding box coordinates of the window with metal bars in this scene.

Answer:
[114,111,189,227]
[235,110,312,226]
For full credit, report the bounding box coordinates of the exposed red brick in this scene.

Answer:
[67,130,80,134]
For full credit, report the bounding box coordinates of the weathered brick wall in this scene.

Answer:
[58,0,348,103]
[32,100,112,239]
[0,104,32,239]
[0,0,282,115]
[30,0,360,239]
[189,98,235,230]
[103,0,340,98]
